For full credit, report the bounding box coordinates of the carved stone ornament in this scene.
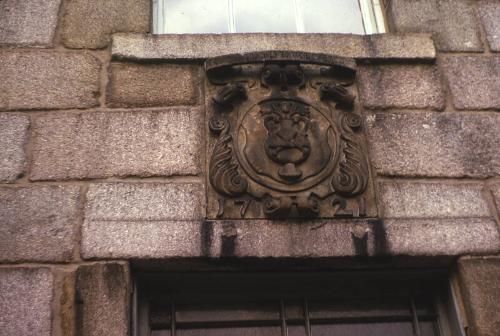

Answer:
[206,51,376,219]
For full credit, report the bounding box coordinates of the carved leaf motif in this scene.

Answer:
[209,122,248,197]
[331,113,368,197]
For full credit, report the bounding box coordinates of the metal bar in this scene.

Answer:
[228,0,236,33]
[171,299,176,336]
[304,299,312,336]
[410,297,422,336]
[280,299,288,336]
[293,0,305,33]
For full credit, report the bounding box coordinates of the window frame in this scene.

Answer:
[132,270,466,336]
[152,0,387,35]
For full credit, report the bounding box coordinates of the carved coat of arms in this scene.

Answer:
[206,52,376,219]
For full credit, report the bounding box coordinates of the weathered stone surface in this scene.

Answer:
[107,62,199,107]
[82,221,206,259]
[0,52,100,111]
[385,218,499,256]
[111,33,436,61]
[0,186,79,262]
[379,181,490,218]
[62,0,150,49]
[358,65,444,110]
[85,183,204,221]
[388,0,482,51]
[76,263,129,336]
[478,1,500,51]
[458,257,500,336]
[0,0,61,46]
[0,268,53,336]
[82,217,499,259]
[366,112,500,177]
[491,182,500,216]
[0,115,29,182]
[443,56,500,110]
[31,109,202,180]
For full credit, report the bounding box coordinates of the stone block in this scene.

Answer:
[0,268,53,336]
[443,56,500,110]
[83,186,199,256]
[62,0,150,49]
[458,257,500,336]
[478,1,500,51]
[76,263,129,336]
[366,112,500,178]
[491,183,500,216]
[388,0,482,51]
[111,33,436,61]
[0,114,29,182]
[0,0,60,46]
[107,62,199,107]
[85,183,204,221]
[0,52,100,111]
[81,220,206,259]
[31,108,202,180]
[384,218,499,256]
[378,181,490,218]
[0,186,80,262]
[358,65,444,110]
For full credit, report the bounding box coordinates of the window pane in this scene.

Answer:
[178,326,281,336]
[312,322,416,336]
[299,0,365,34]
[163,0,229,33]
[233,0,296,33]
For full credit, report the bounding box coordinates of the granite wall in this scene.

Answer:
[0,0,499,335]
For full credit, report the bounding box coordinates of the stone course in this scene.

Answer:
[85,183,204,221]
[82,220,206,259]
[0,186,80,262]
[384,218,499,256]
[458,257,500,336]
[0,267,53,336]
[30,108,202,180]
[378,181,490,218]
[366,112,500,178]
[0,115,29,182]
[0,0,61,47]
[358,65,444,110]
[388,0,482,51]
[76,263,129,336]
[443,56,500,110]
[478,1,500,51]
[0,52,100,111]
[82,182,205,258]
[111,33,436,61]
[106,62,200,107]
[61,0,150,49]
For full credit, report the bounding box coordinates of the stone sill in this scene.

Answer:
[111,33,436,62]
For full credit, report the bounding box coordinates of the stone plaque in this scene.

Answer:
[206,51,376,219]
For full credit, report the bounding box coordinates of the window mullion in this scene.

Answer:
[293,0,305,33]
[228,0,236,33]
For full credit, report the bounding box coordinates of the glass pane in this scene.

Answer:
[163,0,229,33]
[299,0,365,34]
[309,297,413,319]
[151,331,170,336]
[175,301,280,323]
[234,0,296,33]
[311,322,415,336]
[420,321,439,336]
[178,326,281,336]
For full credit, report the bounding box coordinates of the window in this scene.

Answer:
[153,0,386,35]
[134,271,465,336]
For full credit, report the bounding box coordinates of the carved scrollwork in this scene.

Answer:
[331,112,368,197]
[205,51,375,219]
[209,122,248,197]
